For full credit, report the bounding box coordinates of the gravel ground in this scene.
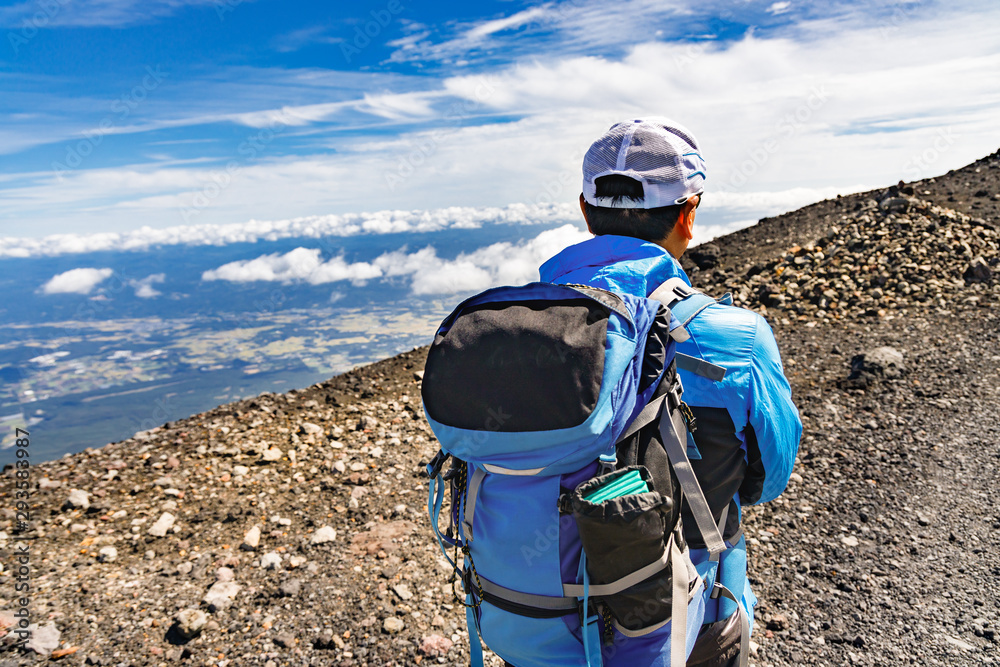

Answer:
[0,149,997,666]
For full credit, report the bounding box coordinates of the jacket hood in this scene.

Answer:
[539,234,691,297]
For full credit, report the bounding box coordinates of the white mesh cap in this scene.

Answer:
[582,117,706,209]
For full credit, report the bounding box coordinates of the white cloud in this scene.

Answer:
[410,224,592,295]
[767,2,792,15]
[130,273,165,298]
[0,202,577,258]
[201,247,383,286]
[41,268,113,295]
[198,223,592,296]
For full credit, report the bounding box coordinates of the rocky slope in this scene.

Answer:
[1,149,999,667]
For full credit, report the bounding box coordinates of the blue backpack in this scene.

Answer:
[422,281,728,667]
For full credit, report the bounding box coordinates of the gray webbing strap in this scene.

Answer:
[462,466,486,542]
[659,400,727,561]
[717,503,730,539]
[480,463,546,476]
[562,548,670,598]
[648,277,694,309]
[675,352,727,382]
[607,537,692,667]
[670,537,689,667]
[617,392,669,446]
[712,583,750,667]
[477,575,579,612]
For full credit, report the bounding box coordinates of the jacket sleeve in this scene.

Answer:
[738,316,802,505]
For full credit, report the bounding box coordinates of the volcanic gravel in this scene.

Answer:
[1,149,999,666]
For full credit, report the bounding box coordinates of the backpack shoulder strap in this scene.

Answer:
[649,278,728,382]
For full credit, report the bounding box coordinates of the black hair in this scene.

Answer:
[583,174,684,243]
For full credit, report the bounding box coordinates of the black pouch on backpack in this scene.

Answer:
[561,465,680,631]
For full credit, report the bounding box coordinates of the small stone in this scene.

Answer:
[310,526,337,545]
[278,579,302,597]
[964,257,992,284]
[299,422,323,435]
[148,512,176,537]
[25,622,60,656]
[943,635,976,651]
[261,447,283,462]
[288,556,307,569]
[383,617,405,634]
[788,472,803,484]
[177,562,194,576]
[216,566,235,582]
[203,581,241,613]
[144,550,156,560]
[260,551,282,570]
[242,525,261,550]
[97,546,118,562]
[413,370,425,381]
[174,609,208,639]
[64,489,90,511]
[767,614,789,631]
[274,632,296,648]
[841,535,859,547]
[233,465,250,477]
[419,634,454,658]
[917,512,932,527]
[392,584,414,601]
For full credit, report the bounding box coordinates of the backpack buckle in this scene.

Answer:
[598,452,617,475]
[426,449,451,479]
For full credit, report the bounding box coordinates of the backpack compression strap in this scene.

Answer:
[617,380,727,561]
[649,278,727,382]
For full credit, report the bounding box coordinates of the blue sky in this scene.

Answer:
[1,0,999,248]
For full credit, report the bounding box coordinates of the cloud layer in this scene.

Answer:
[201,224,592,296]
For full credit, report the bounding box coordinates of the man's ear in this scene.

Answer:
[675,198,697,241]
[579,193,594,234]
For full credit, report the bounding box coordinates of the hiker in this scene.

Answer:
[537,117,803,665]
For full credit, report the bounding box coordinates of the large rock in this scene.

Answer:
[310,526,337,545]
[242,525,261,550]
[298,422,323,436]
[174,608,208,639]
[148,512,176,537]
[964,257,993,284]
[419,634,453,658]
[848,347,905,387]
[260,551,282,570]
[63,489,90,511]
[24,622,60,656]
[203,581,241,613]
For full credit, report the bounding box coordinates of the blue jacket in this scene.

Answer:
[540,234,802,628]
